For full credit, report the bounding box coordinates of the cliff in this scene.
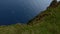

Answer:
[27,0,60,25]
[0,0,60,34]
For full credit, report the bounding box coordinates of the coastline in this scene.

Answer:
[0,0,60,34]
[27,1,60,25]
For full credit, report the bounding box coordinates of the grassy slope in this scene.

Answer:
[0,3,60,34]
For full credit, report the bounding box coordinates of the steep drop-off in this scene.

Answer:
[27,0,60,25]
[0,0,60,34]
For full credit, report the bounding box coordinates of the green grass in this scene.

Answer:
[0,4,60,34]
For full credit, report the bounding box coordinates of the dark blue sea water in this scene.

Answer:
[0,0,53,25]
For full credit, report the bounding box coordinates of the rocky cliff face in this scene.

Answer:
[48,0,60,8]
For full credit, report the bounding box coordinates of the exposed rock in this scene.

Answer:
[48,0,60,8]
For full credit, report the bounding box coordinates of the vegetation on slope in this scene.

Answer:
[0,1,60,34]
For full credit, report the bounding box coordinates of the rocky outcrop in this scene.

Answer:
[48,0,60,8]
